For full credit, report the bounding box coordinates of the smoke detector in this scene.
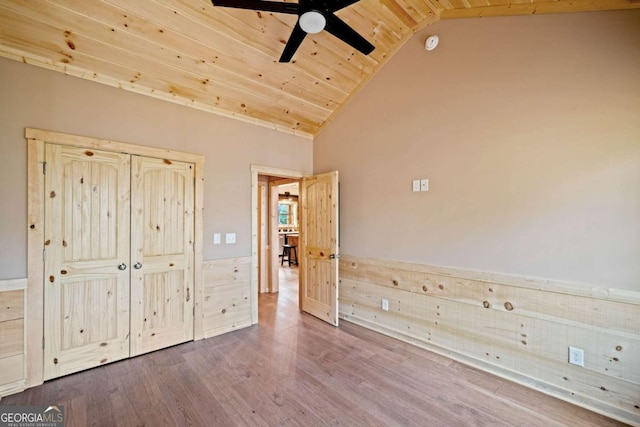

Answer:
[425,35,439,51]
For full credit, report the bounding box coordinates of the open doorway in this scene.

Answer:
[251,165,340,327]
[273,180,300,309]
[258,176,301,290]
[250,165,305,325]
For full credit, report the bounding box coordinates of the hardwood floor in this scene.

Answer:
[1,265,625,426]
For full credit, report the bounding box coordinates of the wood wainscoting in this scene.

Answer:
[202,257,252,338]
[0,278,27,397]
[339,255,640,426]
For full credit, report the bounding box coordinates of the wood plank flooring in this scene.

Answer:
[1,266,626,426]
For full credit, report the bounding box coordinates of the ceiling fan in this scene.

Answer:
[210,0,375,63]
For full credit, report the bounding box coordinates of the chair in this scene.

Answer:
[281,236,298,267]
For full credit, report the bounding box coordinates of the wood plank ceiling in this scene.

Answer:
[0,0,638,138]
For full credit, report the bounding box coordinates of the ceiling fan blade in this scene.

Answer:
[324,14,374,55]
[211,0,298,14]
[279,22,307,63]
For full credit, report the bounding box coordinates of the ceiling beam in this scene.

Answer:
[441,0,640,19]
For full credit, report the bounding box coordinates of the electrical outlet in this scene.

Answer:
[381,299,389,311]
[225,233,236,244]
[568,347,584,367]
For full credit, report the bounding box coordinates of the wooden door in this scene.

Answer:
[44,145,131,380]
[300,172,339,326]
[130,156,195,356]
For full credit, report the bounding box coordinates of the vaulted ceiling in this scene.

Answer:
[0,0,637,138]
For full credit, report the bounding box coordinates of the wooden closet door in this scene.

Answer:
[44,145,131,380]
[130,156,195,356]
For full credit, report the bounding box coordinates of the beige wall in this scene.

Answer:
[315,11,640,290]
[0,57,313,280]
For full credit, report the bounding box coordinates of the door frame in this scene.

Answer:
[26,128,204,387]
[268,177,300,294]
[250,164,307,324]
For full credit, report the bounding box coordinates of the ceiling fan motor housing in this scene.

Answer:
[299,11,326,34]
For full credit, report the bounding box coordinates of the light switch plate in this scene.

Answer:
[412,180,421,192]
[421,179,429,192]
[225,233,236,244]
[213,233,221,245]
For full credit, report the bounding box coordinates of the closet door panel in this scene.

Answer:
[44,145,130,380]
[130,156,194,356]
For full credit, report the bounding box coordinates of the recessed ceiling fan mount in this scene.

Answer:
[210,0,375,63]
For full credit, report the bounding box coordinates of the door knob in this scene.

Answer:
[118,263,127,270]
[134,262,142,269]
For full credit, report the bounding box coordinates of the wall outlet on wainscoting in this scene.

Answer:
[568,347,584,367]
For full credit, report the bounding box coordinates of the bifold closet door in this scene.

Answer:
[44,145,131,380]
[129,156,195,356]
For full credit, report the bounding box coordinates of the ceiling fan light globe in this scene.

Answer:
[299,11,326,34]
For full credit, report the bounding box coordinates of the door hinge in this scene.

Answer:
[42,161,47,174]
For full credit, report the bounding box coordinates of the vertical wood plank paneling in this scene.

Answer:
[79,161,90,260]
[61,280,83,351]
[338,255,640,425]
[90,163,101,260]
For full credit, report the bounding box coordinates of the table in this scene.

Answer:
[280,232,299,245]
